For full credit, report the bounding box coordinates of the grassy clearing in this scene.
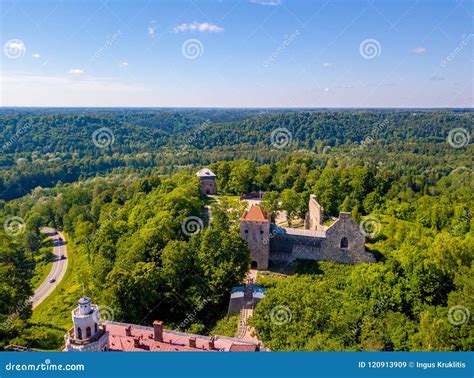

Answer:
[215,195,240,203]
[30,239,55,290]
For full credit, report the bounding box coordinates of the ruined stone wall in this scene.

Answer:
[269,213,375,265]
[322,213,376,263]
[305,195,324,231]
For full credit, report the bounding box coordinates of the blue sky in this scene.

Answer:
[1,0,472,107]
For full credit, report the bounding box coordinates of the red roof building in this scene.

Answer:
[240,205,269,223]
[104,321,260,352]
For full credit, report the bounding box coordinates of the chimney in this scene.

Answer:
[153,320,163,342]
[125,325,131,336]
[133,337,140,348]
[189,337,196,348]
[208,336,215,350]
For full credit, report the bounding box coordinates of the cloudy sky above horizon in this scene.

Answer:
[1,0,473,108]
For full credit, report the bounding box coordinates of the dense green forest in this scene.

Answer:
[0,109,472,351]
[0,109,471,200]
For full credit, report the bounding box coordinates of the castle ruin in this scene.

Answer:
[240,195,375,270]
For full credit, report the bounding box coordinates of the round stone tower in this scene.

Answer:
[64,297,109,351]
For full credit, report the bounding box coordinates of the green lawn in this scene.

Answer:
[214,194,241,203]
[30,240,55,290]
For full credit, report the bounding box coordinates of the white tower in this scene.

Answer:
[64,297,109,351]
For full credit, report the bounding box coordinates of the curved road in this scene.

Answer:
[32,227,68,309]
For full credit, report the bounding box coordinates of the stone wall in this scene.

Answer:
[240,199,375,270]
[322,213,375,263]
[304,195,324,231]
[199,178,216,195]
[269,213,375,265]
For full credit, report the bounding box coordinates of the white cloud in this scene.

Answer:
[411,47,427,54]
[32,53,40,59]
[322,62,334,69]
[148,26,156,38]
[68,68,84,75]
[250,0,281,5]
[119,61,129,68]
[173,22,224,33]
[1,74,146,106]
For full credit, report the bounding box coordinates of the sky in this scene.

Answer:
[0,0,473,108]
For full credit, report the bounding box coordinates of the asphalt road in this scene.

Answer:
[31,227,68,309]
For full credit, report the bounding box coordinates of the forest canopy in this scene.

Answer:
[0,108,472,351]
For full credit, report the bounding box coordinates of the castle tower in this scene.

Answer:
[240,205,271,270]
[64,297,109,351]
[196,168,217,195]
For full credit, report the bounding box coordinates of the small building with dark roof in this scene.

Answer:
[196,168,217,195]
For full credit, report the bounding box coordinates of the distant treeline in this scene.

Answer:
[0,109,472,200]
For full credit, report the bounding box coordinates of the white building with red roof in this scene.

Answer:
[64,297,261,352]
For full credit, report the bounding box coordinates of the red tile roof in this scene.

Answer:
[229,344,258,352]
[105,322,260,352]
[241,205,269,222]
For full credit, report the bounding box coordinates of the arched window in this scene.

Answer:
[77,327,82,340]
[340,237,348,249]
[95,323,98,334]
[86,326,91,338]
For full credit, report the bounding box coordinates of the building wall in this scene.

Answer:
[199,178,217,195]
[322,213,375,263]
[269,213,375,265]
[304,194,323,231]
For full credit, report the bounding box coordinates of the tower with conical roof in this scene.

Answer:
[240,205,271,270]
